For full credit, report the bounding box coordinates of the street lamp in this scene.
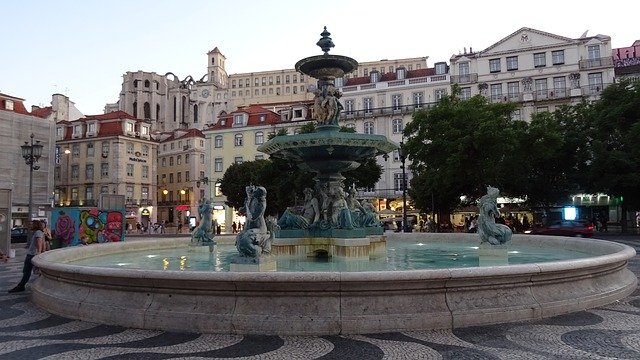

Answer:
[398,141,409,232]
[21,134,43,239]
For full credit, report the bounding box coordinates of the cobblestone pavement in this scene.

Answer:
[1,235,639,359]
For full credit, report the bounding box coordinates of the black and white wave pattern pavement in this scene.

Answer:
[1,237,639,360]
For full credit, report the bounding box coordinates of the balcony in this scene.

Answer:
[533,88,570,101]
[450,73,479,84]
[340,74,450,93]
[579,56,613,70]
[340,103,432,119]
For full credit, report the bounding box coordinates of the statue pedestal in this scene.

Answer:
[272,234,386,259]
[478,243,509,266]
[230,255,277,272]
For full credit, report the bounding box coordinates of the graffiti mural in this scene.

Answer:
[52,208,125,247]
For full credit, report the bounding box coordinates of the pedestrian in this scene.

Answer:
[232,221,237,234]
[8,220,45,293]
[177,221,183,234]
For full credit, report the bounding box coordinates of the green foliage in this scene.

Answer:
[403,90,519,212]
[267,127,289,140]
[299,122,317,134]
[343,157,383,190]
[339,125,356,133]
[585,78,640,210]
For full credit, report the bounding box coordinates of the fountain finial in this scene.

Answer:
[316,26,335,54]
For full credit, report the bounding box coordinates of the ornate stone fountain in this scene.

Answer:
[257,27,398,257]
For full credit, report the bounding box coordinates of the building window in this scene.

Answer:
[177,172,182,183]
[185,171,190,182]
[587,45,601,60]
[86,142,94,157]
[215,135,223,148]
[169,157,174,166]
[553,77,566,97]
[552,50,565,65]
[511,109,522,121]
[364,121,374,135]
[392,94,402,110]
[85,164,94,180]
[255,131,264,145]
[101,142,109,156]
[87,123,96,133]
[394,173,406,191]
[127,142,134,154]
[72,144,80,158]
[234,133,243,147]
[177,155,182,165]
[534,52,546,68]
[435,89,447,101]
[200,154,204,164]
[393,150,400,162]
[142,165,149,178]
[101,186,109,194]
[126,164,134,177]
[507,82,520,101]
[588,72,603,93]
[506,56,518,71]
[101,163,109,177]
[141,187,149,200]
[489,58,501,73]
[142,145,149,156]
[214,158,223,172]
[392,119,403,134]
[185,154,190,164]
[459,87,471,100]
[345,99,354,115]
[71,188,78,201]
[535,79,548,98]
[126,186,134,202]
[435,62,447,75]
[161,158,166,167]
[234,156,243,164]
[85,187,94,201]
[364,98,373,114]
[412,92,424,107]
[71,165,79,180]
[169,173,174,183]
[56,127,64,137]
[490,84,502,101]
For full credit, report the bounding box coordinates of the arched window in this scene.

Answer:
[132,102,137,118]
[255,131,264,145]
[214,135,223,148]
[173,97,177,122]
[181,96,186,123]
[144,80,150,88]
[143,102,151,119]
[133,80,139,88]
[364,121,374,134]
[193,104,199,123]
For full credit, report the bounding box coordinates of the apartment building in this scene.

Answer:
[450,27,614,121]
[202,105,282,229]
[0,93,56,228]
[155,128,207,227]
[54,111,158,228]
[613,40,640,82]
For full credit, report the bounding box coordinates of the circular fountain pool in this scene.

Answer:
[32,233,636,335]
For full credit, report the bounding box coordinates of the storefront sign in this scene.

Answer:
[141,209,150,216]
[128,157,147,163]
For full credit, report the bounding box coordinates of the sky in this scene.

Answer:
[2,0,638,115]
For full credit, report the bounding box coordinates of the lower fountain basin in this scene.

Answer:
[31,233,636,335]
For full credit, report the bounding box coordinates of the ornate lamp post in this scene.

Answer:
[399,141,409,232]
[21,134,43,239]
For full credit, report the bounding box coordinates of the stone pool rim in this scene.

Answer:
[31,233,637,335]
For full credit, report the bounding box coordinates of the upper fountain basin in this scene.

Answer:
[295,54,358,79]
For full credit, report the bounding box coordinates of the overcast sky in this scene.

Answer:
[2,0,638,115]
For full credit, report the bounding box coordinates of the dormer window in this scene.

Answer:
[370,71,380,83]
[125,122,134,133]
[73,124,83,137]
[396,67,406,80]
[259,114,266,122]
[5,99,14,110]
[435,62,447,75]
[233,114,245,126]
[56,127,64,138]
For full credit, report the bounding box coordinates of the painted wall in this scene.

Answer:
[51,207,125,247]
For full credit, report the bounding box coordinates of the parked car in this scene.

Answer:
[11,227,28,243]
[526,220,594,238]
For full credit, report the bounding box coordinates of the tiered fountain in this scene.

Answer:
[258,26,397,258]
[30,28,636,336]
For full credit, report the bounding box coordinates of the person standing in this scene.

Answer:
[232,221,237,234]
[8,220,45,293]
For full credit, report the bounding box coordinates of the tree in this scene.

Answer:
[584,79,640,231]
[403,88,520,214]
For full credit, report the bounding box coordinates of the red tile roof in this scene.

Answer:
[84,110,136,121]
[344,67,437,86]
[32,106,53,118]
[208,105,281,130]
[0,93,31,115]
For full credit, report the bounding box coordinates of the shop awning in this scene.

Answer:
[176,205,190,211]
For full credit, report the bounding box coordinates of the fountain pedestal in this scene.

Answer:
[478,243,509,266]
[272,234,386,259]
